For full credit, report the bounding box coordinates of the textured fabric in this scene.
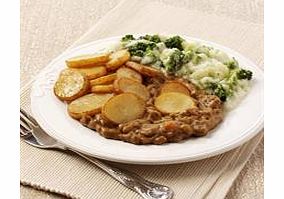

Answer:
[20,0,263,198]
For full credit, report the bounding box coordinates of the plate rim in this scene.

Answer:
[30,35,264,165]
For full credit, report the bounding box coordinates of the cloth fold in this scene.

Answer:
[20,0,263,198]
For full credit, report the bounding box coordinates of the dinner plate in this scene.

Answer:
[30,35,263,165]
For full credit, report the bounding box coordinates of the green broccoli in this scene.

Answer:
[163,49,184,72]
[182,51,194,64]
[206,82,229,102]
[142,48,157,64]
[224,58,239,70]
[164,36,184,50]
[226,72,238,88]
[121,34,135,42]
[127,42,156,57]
[236,69,253,80]
[139,34,161,43]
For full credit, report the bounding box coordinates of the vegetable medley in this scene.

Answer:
[119,34,253,104]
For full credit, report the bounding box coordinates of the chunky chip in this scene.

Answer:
[54,69,89,101]
[113,78,149,101]
[90,73,117,86]
[66,53,109,68]
[160,81,190,96]
[154,92,196,114]
[106,50,130,71]
[116,67,142,83]
[72,66,107,80]
[125,61,163,77]
[91,84,114,93]
[68,93,113,119]
[102,93,145,124]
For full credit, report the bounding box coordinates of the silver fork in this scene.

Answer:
[20,108,174,199]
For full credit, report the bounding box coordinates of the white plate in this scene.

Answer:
[30,36,263,165]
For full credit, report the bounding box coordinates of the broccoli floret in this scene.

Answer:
[206,82,229,102]
[121,34,135,42]
[236,69,253,80]
[226,72,238,88]
[164,36,184,50]
[162,49,194,72]
[146,42,157,50]
[139,34,161,43]
[145,48,155,57]
[141,48,157,64]
[214,84,228,101]
[127,42,156,57]
[224,58,239,70]
[163,49,185,72]
[182,51,194,64]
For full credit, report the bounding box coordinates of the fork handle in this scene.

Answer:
[70,150,174,199]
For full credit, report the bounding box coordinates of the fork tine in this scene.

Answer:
[20,108,38,128]
[20,108,29,118]
[20,108,38,124]
[20,128,28,137]
[20,124,32,137]
[20,122,29,132]
[20,115,32,131]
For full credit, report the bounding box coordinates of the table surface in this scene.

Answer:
[20,0,263,198]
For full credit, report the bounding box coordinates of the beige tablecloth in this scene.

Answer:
[20,0,263,198]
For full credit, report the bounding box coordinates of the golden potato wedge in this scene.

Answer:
[154,92,196,114]
[106,50,130,71]
[91,84,114,93]
[90,73,117,86]
[54,69,89,101]
[72,66,107,80]
[125,61,163,77]
[66,53,109,68]
[160,81,190,96]
[102,93,145,124]
[68,93,113,119]
[113,78,149,101]
[117,67,142,83]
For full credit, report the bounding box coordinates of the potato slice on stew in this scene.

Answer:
[113,77,150,101]
[116,67,142,83]
[72,66,107,80]
[106,50,130,71]
[160,81,190,96]
[154,92,196,114]
[54,69,89,101]
[102,93,145,124]
[66,53,109,68]
[68,93,113,119]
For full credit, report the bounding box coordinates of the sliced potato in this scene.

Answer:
[113,78,149,101]
[160,81,190,96]
[125,61,163,77]
[72,66,107,80]
[106,50,130,71]
[102,93,145,124]
[90,73,117,86]
[54,69,89,101]
[154,92,196,114]
[117,67,142,83]
[68,93,113,119]
[91,84,114,93]
[66,53,109,68]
